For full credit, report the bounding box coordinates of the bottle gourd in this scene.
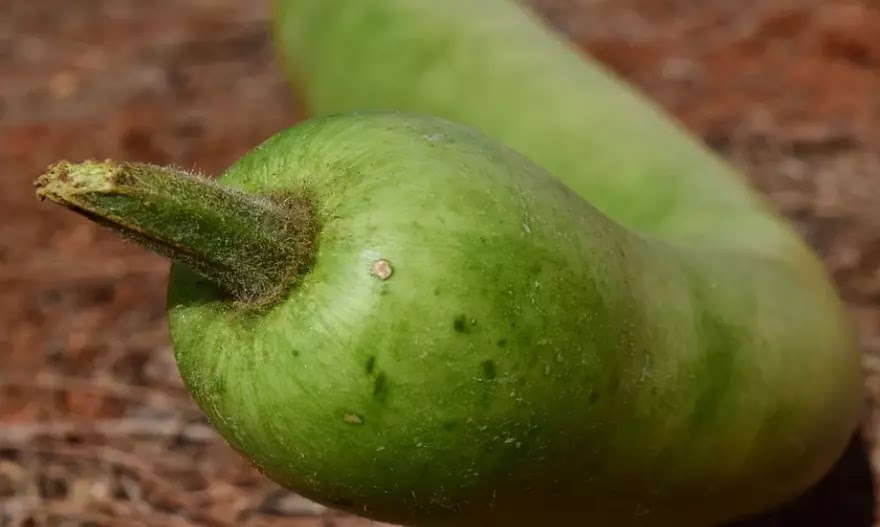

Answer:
[35,0,864,525]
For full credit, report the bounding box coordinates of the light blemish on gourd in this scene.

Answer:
[371,259,393,280]
[343,413,364,425]
[516,185,533,235]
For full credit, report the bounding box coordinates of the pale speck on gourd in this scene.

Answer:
[343,413,364,424]
[371,259,393,280]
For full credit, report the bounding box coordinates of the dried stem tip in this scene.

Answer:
[36,160,316,304]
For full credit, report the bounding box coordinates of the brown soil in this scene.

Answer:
[1,0,878,526]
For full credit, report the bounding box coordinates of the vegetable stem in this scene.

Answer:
[35,160,316,304]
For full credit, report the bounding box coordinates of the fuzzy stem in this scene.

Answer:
[35,160,316,304]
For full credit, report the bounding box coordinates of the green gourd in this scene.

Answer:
[35,0,863,526]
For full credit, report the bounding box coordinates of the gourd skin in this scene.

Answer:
[166,1,863,526]
[270,0,793,252]
[168,113,860,527]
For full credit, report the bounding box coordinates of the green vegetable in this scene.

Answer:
[34,0,862,526]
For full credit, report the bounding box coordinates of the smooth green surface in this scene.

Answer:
[166,0,863,526]
[271,0,798,255]
[168,113,861,526]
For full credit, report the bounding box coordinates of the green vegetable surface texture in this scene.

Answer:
[35,0,864,526]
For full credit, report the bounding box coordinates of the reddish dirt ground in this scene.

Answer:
[1,0,878,526]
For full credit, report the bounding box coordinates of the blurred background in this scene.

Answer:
[1,0,879,525]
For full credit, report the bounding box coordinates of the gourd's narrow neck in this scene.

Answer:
[35,160,317,305]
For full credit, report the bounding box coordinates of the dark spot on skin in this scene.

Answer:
[524,422,541,439]
[373,373,388,400]
[510,321,517,329]
[291,349,300,357]
[365,356,376,374]
[496,339,507,348]
[442,420,459,431]
[479,236,487,244]
[380,288,389,296]
[453,315,469,333]
[589,392,600,405]
[433,287,441,296]
[608,373,621,394]
[481,360,497,380]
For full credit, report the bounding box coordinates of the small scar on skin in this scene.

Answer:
[344,413,364,425]
[371,259,393,280]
